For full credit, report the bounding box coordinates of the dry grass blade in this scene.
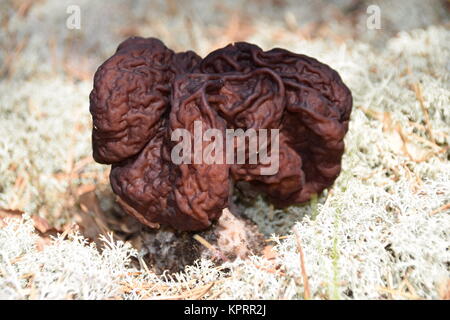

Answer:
[190,281,216,300]
[411,83,435,144]
[144,282,217,300]
[430,203,450,216]
[193,234,227,261]
[265,235,289,242]
[438,279,450,300]
[293,228,311,300]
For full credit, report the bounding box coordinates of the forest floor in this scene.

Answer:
[0,0,449,299]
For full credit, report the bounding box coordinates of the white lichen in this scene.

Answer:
[0,0,448,300]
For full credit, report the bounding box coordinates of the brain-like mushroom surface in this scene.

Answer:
[90,37,352,231]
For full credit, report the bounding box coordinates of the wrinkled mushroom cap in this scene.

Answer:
[90,37,352,231]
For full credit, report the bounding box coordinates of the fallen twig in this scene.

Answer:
[293,228,311,300]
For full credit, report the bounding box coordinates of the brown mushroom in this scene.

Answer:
[89,37,352,231]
